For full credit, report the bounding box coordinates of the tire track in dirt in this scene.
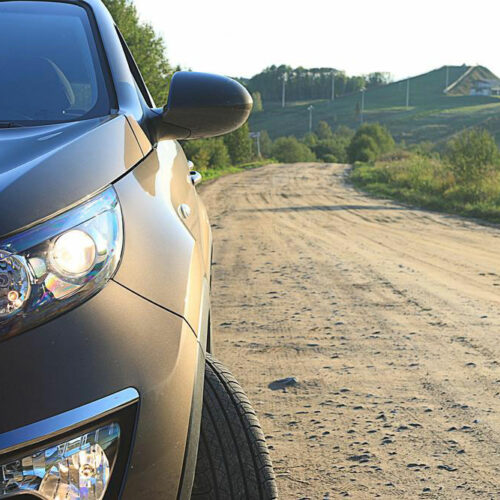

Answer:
[200,163,500,499]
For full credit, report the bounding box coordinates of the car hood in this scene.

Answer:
[0,115,147,238]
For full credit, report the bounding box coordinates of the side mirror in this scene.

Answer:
[151,71,253,141]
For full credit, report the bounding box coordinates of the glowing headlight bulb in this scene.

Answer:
[0,251,31,319]
[51,230,97,277]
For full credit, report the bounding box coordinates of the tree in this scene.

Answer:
[272,137,316,163]
[182,138,231,170]
[209,138,231,168]
[103,0,173,104]
[347,135,379,163]
[224,123,253,164]
[251,92,263,112]
[446,129,499,182]
[246,65,387,102]
[347,123,394,163]
[367,72,392,88]
[315,121,333,140]
[259,131,273,157]
[302,132,318,148]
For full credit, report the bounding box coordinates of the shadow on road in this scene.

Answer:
[241,204,406,213]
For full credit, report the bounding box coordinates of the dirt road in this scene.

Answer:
[200,163,500,499]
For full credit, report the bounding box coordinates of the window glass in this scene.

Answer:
[0,1,112,124]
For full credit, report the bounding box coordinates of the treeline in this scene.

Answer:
[181,123,255,171]
[103,0,179,104]
[244,65,392,103]
[182,120,392,169]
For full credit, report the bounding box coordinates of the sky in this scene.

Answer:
[133,0,500,81]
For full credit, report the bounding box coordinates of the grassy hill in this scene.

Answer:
[250,65,500,147]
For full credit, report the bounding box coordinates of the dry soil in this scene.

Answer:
[200,163,500,499]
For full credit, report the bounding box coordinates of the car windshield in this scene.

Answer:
[0,1,112,125]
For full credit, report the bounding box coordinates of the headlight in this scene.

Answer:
[0,188,123,340]
[0,423,120,500]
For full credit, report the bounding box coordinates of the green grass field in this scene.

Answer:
[250,66,500,146]
[350,154,500,223]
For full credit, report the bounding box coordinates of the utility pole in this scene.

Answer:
[331,71,335,101]
[307,105,314,132]
[360,88,365,123]
[281,73,288,108]
[249,132,261,158]
[406,78,410,108]
[445,66,449,89]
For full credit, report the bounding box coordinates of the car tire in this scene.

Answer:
[191,354,278,499]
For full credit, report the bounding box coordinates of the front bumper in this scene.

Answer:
[0,280,203,498]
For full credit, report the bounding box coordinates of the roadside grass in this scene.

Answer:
[349,153,500,223]
[200,160,271,183]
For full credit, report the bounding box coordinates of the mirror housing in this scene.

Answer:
[150,71,253,142]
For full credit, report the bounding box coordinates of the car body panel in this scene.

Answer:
[0,279,201,498]
[113,142,211,338]
[0,114,144,238]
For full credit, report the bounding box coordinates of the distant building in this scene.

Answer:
[470,79,500,96]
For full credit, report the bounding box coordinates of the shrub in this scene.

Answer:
[347,123,395,163]
[302,132,318,148]
[272,137,316,163]
[182,137,230,170]
[350,150,500,223]
[348,134,380,163]
[445,129,499,182]
[251,92,263,112]
[315,121,333,140]
[224,122,254,165]
[323,154,338,163]
[259,130,273,157]
[313,139,341,162]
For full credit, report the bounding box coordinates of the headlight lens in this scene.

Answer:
[51,230,97,277]
[0,423,120,500]
[0,187,123,339]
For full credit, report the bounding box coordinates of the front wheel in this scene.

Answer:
[191,355,278,499]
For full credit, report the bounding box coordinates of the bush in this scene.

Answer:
[348,123,395,163]
[302,132,318,148]
[253,130,273,158]
[445,129,499,182]
[350,150,500,223]
[251,92,263,112]
[323,154,338,163]
[224,122,254,165]
[314,136,351,163]
[315,121,333,140]
[272,137,316,163]
[348,134,380,163]
[182,137,230,170]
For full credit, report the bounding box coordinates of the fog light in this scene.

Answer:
[0,423,119,500]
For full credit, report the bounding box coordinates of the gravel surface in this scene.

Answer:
[200,163,500,499]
